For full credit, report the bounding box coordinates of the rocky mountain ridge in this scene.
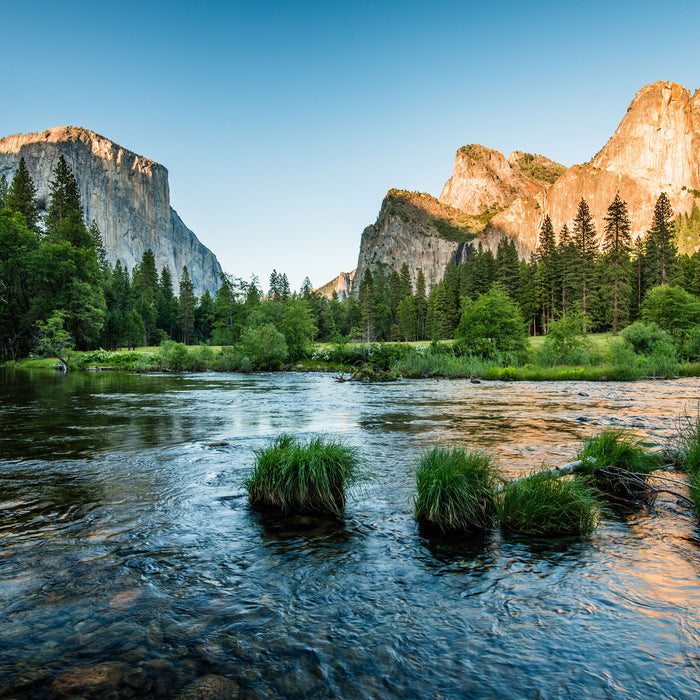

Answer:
[350,80,700,292]
[0,126,222,296]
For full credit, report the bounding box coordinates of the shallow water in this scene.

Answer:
[1,369,700,698]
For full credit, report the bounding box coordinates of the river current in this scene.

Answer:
[1,369,699,698]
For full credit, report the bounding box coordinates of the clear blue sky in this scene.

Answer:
[2,0,699,292]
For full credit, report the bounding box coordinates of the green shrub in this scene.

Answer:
[454,284,529,360]
[535,313,599,367]
[245,434,363,516]
[157,341,209,371]
[498,471,599,536]
[620,321,673,356]
[238,324,288,370]
[414,447,499,532]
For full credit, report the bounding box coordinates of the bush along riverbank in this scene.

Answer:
[5,314,700,381]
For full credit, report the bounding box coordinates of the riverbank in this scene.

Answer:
[5,337,700,382]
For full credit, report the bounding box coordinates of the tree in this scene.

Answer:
[536,215,557,329]
[414,270,427,339]
[455,284,528,359]
[557,224,576,317]
[7,157,40,233]
[45,155,82,233]
[0,210,40,359]
[0,175,8,209]
[641,284,700,345]
[238,323,288,369]
[647,192,677,286]
[281,298,317,361]
[358,268,374,342]
[178,266,196,344]
[572,197,598,317]
[195,290,215,343]
[602,193,632,332]
[397,296,418,341]
[35,311,74,371]
[89,220,109,272]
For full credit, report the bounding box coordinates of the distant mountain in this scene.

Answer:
[351,80,700,291]
[0,126,222,296]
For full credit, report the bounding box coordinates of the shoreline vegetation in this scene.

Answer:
[4,335,700,382]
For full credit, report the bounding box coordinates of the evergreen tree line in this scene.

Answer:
[2,156,699,362]
[0,157,215,359]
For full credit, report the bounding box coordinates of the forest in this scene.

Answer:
[1,156,700,371]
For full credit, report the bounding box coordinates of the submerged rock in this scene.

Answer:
[175,674,241,699]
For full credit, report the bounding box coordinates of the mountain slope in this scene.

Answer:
[0,126,222,296]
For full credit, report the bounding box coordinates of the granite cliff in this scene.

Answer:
[483,81,700,254]
[351,81,700,291]
[0,127,222,296]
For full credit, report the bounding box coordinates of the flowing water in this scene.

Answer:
[1,368,700,699]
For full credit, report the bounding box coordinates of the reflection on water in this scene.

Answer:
[1,368,700,698]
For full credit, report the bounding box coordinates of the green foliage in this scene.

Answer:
[498,471,599,536]
[414,447,499,532]
[245,434,363,516]
[577,428,660,501]
[157,340,208,371]
[6,157,40,232]
[45,155,83,233]
[676,408,700,476]
[455,284,528,359]
[536,313,598,366]
[238,323,288,369]
[178,266,196,345]
[641,285,700,354]
[35,311,74,368]
[210,346,254,373]
[515,153,566,184]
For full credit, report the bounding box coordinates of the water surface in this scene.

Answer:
[1,369,699,698]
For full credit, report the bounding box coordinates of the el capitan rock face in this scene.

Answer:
[485,81,700,253]
[0,126,222,296]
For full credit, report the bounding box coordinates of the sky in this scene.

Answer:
[2,0,700,292]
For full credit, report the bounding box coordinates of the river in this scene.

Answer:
[1,369,699,698]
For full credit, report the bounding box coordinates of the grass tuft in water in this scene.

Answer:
[498,471,599,536]
[676,407,700,476]
[245,434,363,516]
[577,428,659,501]
[414,447,499,532]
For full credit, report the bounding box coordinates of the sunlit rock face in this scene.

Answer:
[485,81,700,253]
[352,190,478,292]
[0,126,222,296]
[439,144,562,215]
[349,81,700,286]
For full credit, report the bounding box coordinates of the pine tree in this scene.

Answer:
[536,215,557,329]
[496,237,519,297]
[0,175,8,209]
[557,224,576,317]
[88,220,108,272]
[358,268,374,343]
[45,155,82,232]
[602,193,632,331]
[7,157,40,233]
[178,266,196,344]
[647,192,677,285]
[572,197,598,317]
[414,270,427,339]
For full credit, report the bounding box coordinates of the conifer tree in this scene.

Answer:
[572,197,598,317]
[358,268,374,343]
[178,266,196,344]
[45,155,82,232]
[496,237,519,297]
[7,157,40,233]
[414,270,427,339]
[602,193,632,331]
[536,215,557,329]
[0,174,8,209]
[88,220,108,272]
[647,192,677,285]
[557,224,576,317]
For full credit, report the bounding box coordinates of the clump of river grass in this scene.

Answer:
[414,447,499,532]
[675,407,700,513]
[245,434,363,516]
[498,471,600,536]
[577,428,659,502]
